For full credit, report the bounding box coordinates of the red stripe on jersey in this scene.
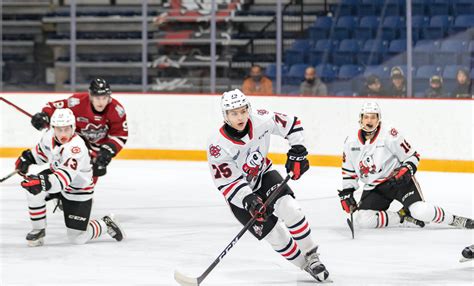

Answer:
[222,181,240,197]
[281,242,298,257]
[29,210,46,216]
[36,145,47,161]
[295,120,301,125]
[90,220,99,239]
[435,207,442,223]
[55,170,70,186]
[290,222,309,235]
[65,185,94,192]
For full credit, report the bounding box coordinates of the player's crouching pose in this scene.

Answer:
[339,102,473,230]
[207,89,330,282]
[15,108,124,247]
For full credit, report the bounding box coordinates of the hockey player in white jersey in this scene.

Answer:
[15,108,125,246]
[338,102,473,230]
[207,89,330,282]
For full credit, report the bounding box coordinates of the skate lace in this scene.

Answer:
[452,216,467,227]
[304,251,322,271]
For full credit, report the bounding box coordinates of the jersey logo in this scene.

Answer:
[53,101,64,108]
[390,128,399,137]
[115,105,125,118]
[359,154,377,178]
[253,224,263,237]
[71,146,81,154]
[257,109,269,115]
[77,117,89,123]
[68,97,80,107]
[80,123,109,143]
[242,147,264,182]
[209,144,221,158]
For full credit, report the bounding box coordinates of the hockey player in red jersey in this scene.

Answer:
[30,78,128,178]
[339,102,473,230]
[207,89,330,282]
[15,108,124,246]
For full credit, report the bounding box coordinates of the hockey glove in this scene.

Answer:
[15,149,36,176]
[93,144,116,177]
[285,145,309,180]
[243,193,268,222]
[387,162,416,187]
[338,188,357,213]
[21,174,51,195]
[31,112,50,131]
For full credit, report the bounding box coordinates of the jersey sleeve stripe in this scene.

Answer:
[35,145,48,162]
[108,136,125,148]
[53,173,64,189]
[222,180,240,197]
[227,182,249,202]
[54,170,70,187]
[342,168,356,173]
[57,167,72,182]
[217,175,243,191]
[286,117,304,137]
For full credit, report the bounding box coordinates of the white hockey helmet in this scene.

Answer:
[50,108,76,129]
[359,102,381,132]
[221,89,251,123]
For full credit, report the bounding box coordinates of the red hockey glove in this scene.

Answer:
[243,193,268,222]
[21,174,51,195]
[338,188,357,213]
[285,145,309,180]
[15,149,36,176]
[387,163,416,187]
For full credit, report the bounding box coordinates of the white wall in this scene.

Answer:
[1,93,472,160]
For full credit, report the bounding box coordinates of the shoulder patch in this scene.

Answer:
[390,128,398,137]
[209,144,221,158]
[71,146,81,154]
[68,97,80,108]
[115,105,125,118]
[53,101,64,108]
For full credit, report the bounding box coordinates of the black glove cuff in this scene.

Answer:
[403,162,417,175]
[101,143,117,157]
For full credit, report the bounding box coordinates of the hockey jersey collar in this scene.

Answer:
[358,124,381,145]
[219,119,254,145]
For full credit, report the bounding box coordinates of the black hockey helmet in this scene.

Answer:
[89,78,112,96]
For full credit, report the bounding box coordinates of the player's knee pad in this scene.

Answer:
[66,228,89,245]
[408,201,432,222]
[356,210,379,228]
[273,194,303,223]
[264,221,291,248]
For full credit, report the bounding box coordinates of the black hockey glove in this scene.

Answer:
[285,145,309,180]
[243,193,268,222]
[21,174,51,195]
[387,162,416,187]
[15,149,36,176]
[93,144,116,177]
[338,188,357,213]
[31,112,50,131]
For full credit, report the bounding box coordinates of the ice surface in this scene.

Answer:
[1,159,472,285]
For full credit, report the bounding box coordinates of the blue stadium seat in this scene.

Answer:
[429,0,450,16]
[265,64,288,81]
[415,65,442,93]
[331,0,358,16]
[423,15,452,39]
[308,16,333,41]
[413,40,441,66]
[411,0,430,16]
[460,40,474,66]
[285,40,313,65]
[333,39,361,65]
[453,0,474,16]
[432,40,468,66]
[315,64,339,82]
[386,39,408,64]
[452,15,474,34]
[357,40,389,65]
[364,65,391,79]
[357,0,381,16]
[385,0,405,16]
[410,16,430,41]
[286,64,310,85]
[354,16,380,40]
[381,16,404,41]
[333,16,358,40]
[338,64,365,79]
[308,39,338,66]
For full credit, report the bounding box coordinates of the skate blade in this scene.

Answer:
[316,278,334,284]
[27,238,44,247]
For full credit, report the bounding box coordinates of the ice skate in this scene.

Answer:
[398,208,425,228]
[103,215,125,242]
[303,247,331,283]
[26,229,45,247]
[450,215,474,229]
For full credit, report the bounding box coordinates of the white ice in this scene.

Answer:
[1,158,473,285]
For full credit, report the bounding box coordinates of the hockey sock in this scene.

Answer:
[66,219,107,245]
[356,210,401,228]
[408,201,454,225]
[25,190,47,230]
[274,195,318,253]
[265,222,306,268]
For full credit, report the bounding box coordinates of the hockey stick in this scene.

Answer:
[0,170,18,183]
[174,172,293,286]
[0,97,33,118]
[346,206,356,239]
